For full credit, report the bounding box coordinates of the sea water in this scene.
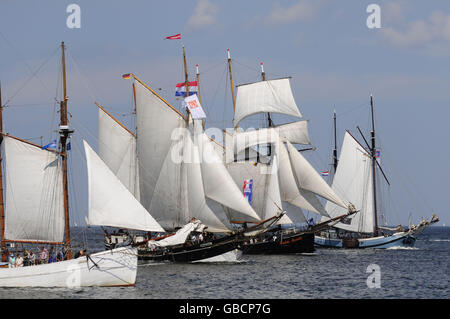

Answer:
[0,227,448,299]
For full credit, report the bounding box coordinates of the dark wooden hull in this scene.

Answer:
[243,232,315,254]
[137,235,240,263]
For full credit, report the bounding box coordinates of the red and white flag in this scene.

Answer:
[166,33,181,40]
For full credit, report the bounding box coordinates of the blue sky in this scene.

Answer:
[0,0,449,226]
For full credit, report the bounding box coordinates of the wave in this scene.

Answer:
[429,239,450,242]
[386,246,419,250]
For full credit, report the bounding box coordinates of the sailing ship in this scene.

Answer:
[98,47,282,263]
[221,51,356,254]
[0,42,146,287]
[315,96,439,249]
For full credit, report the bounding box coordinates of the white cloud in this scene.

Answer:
[187,0,219,30]
[268,0,323,25]
[381,10,450,48]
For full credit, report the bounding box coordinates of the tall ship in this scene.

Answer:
[97,46,280,263]
[0,42,149,287]
[220,50,356,254]
[315,96,439,249]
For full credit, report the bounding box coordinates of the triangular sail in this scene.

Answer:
[286,141,347,209]
[98,108,140,200]
[84,140,164,232]
[234,78,302,126]
[323,131,374,233]
[3,136,65,243]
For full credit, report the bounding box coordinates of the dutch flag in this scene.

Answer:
[175,81,198,97]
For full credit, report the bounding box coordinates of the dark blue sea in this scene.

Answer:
[0,226,448,299]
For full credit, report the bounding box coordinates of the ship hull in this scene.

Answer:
[0,246,137,287]
[243,232,315,254]
[138,235,241,263]
[315,232,416,249]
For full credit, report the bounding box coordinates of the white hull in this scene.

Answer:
[0,246,137,288]
[191,249,242,263]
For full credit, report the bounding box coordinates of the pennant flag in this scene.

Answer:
[122,73,131,79]
[184,94,206,119]
[42,139,57,150]
[175,81,198,97]
[321,170,329,176]
[243,179,253,205]
[166,33,181,40]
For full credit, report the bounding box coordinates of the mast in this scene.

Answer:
[60,42,72,259]
[260,62,273,128]
[0,83,5,262]
[332,109,338,174]
[182,45,189,99]
[370,94,379,234]
[227,49,237,127]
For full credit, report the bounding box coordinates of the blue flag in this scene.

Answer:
[42,139,57,150]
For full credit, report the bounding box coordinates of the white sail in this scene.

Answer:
[134,80,259,230]
[3,136,64,243]
[134,80,186,229]
[276,120,310,145]
[277,139,325,218]
[185,133,231,232]
[98,108,140,200]
[199,132,260,223]
[84,140,164,232]
[324,131,374,233]
[234,78,302,126]
[286,141,347,209]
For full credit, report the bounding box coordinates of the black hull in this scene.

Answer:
[243,232,315,254]
[138,236,240,263]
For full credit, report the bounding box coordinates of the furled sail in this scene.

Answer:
[3,136,64,243]
[323,131,374,233]
[234,78,302,126]
[286,141,347,209]
[98,108,140,200]
[84,140,164,232]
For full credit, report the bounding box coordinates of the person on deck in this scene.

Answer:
[15,254,24,267]
[28,250,36,266]
[74,249,86,259]
[8,253,16,268]
[39,247,49,264]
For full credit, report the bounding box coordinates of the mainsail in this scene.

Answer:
[323,131,374,233]
[84,140,164,232]
[3,136,65,243]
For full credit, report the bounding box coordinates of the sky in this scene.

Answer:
[0,0,449,226]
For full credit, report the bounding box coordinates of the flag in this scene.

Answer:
[321,170,329,176]
[376,150,381,164]
[122,73,131,79]
[166,33,181,40]
[243,179,253,205]
[67,142,71,151]
[175,81,198,97]
[42,139,57,150]
[184,94,206,119]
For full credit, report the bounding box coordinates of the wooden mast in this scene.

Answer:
[0,82,5,262]
[370,95,379,235]
[227,49,237,128]
[60,42,72,259]
[182,45,190,100]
